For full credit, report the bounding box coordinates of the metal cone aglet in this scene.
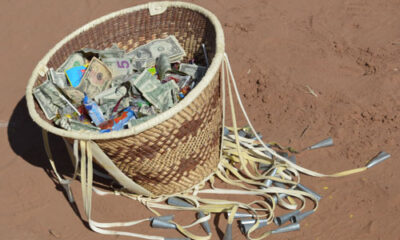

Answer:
[274,182,287,189]
[197,212,211,234]
[223,127,230,136]
[366,151,390,168]
[227,212,254,219]
[261,168,277,188]
[271,223,300,234]
[306,137,333,150]
[222,223,232,240]
[296,183,322,201]
[271,193,287,204]
[151,215,174,222]
[274,210,300,226]
[165,238,190,240]
[167,197,193,208]
[151,218,176,229]
[291,210,314,223]
[289,155,296,164]
[259,162,272,170]
[239,219,268,234]
[168,197,211,235]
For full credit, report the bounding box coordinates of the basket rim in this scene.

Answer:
[26,1,225,140]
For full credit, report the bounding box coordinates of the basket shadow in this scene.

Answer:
[7,96,111,227]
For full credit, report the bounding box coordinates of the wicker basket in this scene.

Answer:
[26,1,225,196]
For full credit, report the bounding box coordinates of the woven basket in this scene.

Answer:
[26,1,225,196]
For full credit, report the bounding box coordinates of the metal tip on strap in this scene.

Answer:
[222,223,232,240]
[306,137,333,150]
[151,218,176,229]
[296,183,322,201]
[259,162,272,171]
[164,238,190,240]
[61,183,74,203]
[269,193,287,205]
[271,223,300,234]
[262,150,273,159]
[239,219,268,234]
[290,210,314,223]
[238,129,247,137]
[288,155,296,164]
[366,151,390,168]
[260,168,277,189]
[197,212,211,234]
[167,197,193,208]
[150,215,174,222]
[278,152,289,158]
[223,127,230,136]
[274,210,300,226]
[227,212,254,219]
[273,182,287,189]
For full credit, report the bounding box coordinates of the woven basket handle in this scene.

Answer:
[148,2,169,16]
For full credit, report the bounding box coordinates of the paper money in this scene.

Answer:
[138,105,157,117]
[69,119,100,132]
[81,44,125,59]
[101,57,133,78]
[94,86,128,105]
[48,68,68,89]
[127,35,185,70]
[99,97,131,119]
[57,53,85,73]
[39,80,68,109]
[133,70,179,111]
[179,63,206,81]
[61,87,85,104]
[77,57,112,99]
[33,87,58,120]
[99,44,125,59]
[54,116,71,130]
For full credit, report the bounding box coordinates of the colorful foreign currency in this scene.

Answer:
[33,36,207,133]
[65,65,86,87]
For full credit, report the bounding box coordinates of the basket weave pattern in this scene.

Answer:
[97,73,221,195]
[31,6,222,195]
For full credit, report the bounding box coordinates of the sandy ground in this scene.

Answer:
[2,0,400,239]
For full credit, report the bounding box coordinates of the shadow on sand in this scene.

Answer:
[7,96,112,223]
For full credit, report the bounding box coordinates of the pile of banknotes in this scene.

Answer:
[33,36,207,133]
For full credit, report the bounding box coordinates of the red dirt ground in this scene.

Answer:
[1,0,400,239]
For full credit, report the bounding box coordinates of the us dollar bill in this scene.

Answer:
[35,80,80,117]
[39,80,68,109]
[81,44,125,59]
[54,116,71,130]
[76,57,112,99]
[60,86,85,104]
[127,35,185,69]
[69,119,100,132]
[48,68,68,89]
[33,87,58,120]
[94,86,128,105]
[179,63,206,81]
[133,70,179,111]
[101,57,133,78]
[57,52,85,73]
[100,44,126,59]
